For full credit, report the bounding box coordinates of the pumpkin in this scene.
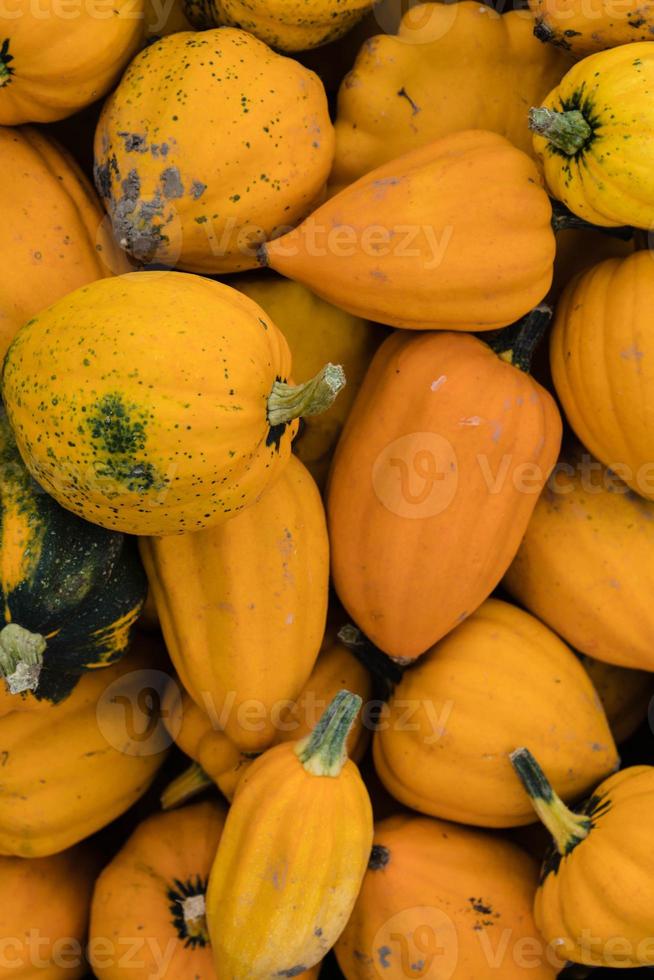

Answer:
[551,249,654,496]
[262,131,555,331]
[183,0,375,51]
[335,813,561,979]
[236,276,382,488]
[0,412,146,703]
[141,454,329,751]
[330,2,573,193]
[2,272,344,536]
[504,446,654,671]
[0,0,145,125]
[206,691,373,977]
[0,845,97,979]
[327,319,561,661]
[530,44,654,228]
[0,126,129,360]
[580,655,654,744]
[94,29,334,273]
[512,749,654,967]
[373,598,618,828]
[529,0,654,55]
[0,636,169,856]
[160,636,373,804]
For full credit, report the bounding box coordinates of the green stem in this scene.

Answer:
[0,39,14,88]
[337,623,403,687]
[369,844,391,871]
[484,305,552,374]
[0,623,46,695]
[510,748,592,855]
[295,689,361,777]
[160,762,213,810]
[550,199,634,240]
[267,363,346,426]
[529,107,592,155]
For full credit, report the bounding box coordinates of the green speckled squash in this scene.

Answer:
[2,272,344,536]
[94,28,334,273]
[0,412,145,703]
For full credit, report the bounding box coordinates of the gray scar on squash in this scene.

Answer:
[161,166,185,199]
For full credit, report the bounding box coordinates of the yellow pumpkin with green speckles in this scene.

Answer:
[2,272,344,536]
[94,28,334,273]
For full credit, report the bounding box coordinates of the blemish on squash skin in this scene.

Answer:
[276,968,307,978]
[430,376,446,392]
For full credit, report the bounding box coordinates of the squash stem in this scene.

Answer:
[161,762,213,810]
[510,747,592,855]
[268,363,346,426]
[0,624,46,695]
[484,305,552,374]
[529,107,592,155]
[295,689,361,777]
[337,623,403,686]
[550,199,634,239]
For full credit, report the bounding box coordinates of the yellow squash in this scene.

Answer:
[505,449,654,671]
[531,44,654,228]
[2,272,343,535]
[207,691,373,978]
[142,455,329,752]
[512,750,654,967]
[331,2,572,192]
[529,0,654,55]
[373,599,618,828]
[94,29,334,273]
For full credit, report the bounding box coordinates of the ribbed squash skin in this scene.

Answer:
[0,126,128,359]
[505,451,654,671]
[142,456,329,751]
[330,3,572,191]
[0,845,97,979]
[550,252,654,497]
[373,599,618,828]
[2,272,296,536]
[207,740,373,978]
[580,655,654,744]
[0,0,145,124]
[263,131,555,331]
[327,330,561,661]
[336,814,560,979]
[94,29,334,273]
[529,0,654,54]
[184,0,374,50]
[0,638,169,856]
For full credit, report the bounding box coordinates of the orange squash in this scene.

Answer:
[336,813,561,979]
[529,0,654,55]
[0,845,97,979]
[0,126,128,360]
[262,131,555,332]
[327,321,561,661]
[373,599,618,828]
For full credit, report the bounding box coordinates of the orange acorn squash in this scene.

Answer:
[336,813,561,979]
[141,455,329,752]
[0,1,145,125]
[327,320,561,661]
[207,691,373,977]
[0,845,97,979]
[2,272,344,535]
[550,251,654,498]
[0,126,128,360]
[94,29,334,273]
[262,131,555,331]
[512,750,654,967]
[505,447,654,671]
[330,2,573,192]
[529,0,654,55]
[373,598,618,828]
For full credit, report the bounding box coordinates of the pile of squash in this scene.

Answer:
[1,0,654,977]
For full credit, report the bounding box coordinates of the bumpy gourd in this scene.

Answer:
[373,599,618,827]
[94,29,334,272]
[336,813,561,979]
[327,321,561,661]
[2,272,344,536]
[529,0,654,55]
[331,2,572,191]
[0,413,145,703]
[184,0,374,50]
[207,691,373,978]
[262,131,555,331]
[0,126,128,359]
[512,750,654,967]
[0,0,145,124]
[530,45,654,227]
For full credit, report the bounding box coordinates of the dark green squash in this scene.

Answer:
[0,412,146,703]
